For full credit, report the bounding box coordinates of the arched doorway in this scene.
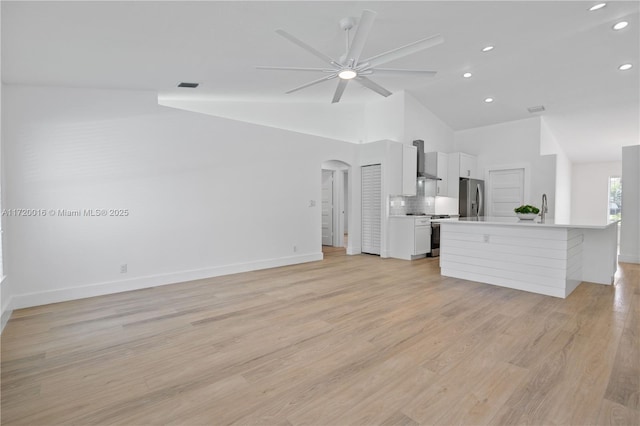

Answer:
[321,160,351,251]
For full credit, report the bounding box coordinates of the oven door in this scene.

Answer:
[428,222,441,257]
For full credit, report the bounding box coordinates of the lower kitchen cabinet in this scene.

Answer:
[389,217,431,260]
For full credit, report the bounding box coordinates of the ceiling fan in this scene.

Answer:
[257,9,443,103]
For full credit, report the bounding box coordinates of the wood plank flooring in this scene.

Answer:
[1,247,639,425]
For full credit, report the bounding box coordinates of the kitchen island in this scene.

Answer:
[436,216,619,298]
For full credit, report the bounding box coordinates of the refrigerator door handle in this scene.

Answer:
[476,183,483,217]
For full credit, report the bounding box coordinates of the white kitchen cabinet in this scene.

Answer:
[387,142,416,196]
[449,152,478,179]
[388,216,431,260]
[402,145,417,196]
[448,152,480,199]
[426,152,449,196]
[459,153,478,179]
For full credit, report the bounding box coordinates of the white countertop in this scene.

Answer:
[433,216,619,229]
[389,214,459,219]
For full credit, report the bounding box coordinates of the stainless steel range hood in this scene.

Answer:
[413,140,441,180]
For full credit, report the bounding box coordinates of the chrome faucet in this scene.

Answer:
[541,193,548,223]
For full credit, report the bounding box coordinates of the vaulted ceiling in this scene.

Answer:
[2,1,638,162]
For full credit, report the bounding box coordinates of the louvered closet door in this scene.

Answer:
[361,164,382,255]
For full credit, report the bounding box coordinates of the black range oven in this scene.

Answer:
[427,215,450,257]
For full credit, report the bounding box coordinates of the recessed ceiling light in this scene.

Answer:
[484,97,494,103]
[338,69,357,80]
[619,63,633,71]
[482,46,494,52]
[589,3,606,11]
[613,21,628,30]
[463,72,472,78]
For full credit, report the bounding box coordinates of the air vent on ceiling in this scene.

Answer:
[527,105,545,113]
[178,82,199,88]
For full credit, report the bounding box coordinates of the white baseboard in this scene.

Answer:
[347,245,361,255]
[11,252,323,310]
[441,268,567,298]
[1,303,13,333]
[618,254,640,264]
[1,276,13,333]
[564,278,583,297]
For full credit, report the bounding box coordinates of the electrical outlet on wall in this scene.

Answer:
[293,245,297,252]
[120,264,128,274]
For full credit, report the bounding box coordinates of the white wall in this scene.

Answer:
[161,92,408,146]
[455,117,557,218]
[362,90,456,150]
[540,118,572,223]
[363,93,405,143]
[3,85,359,309]
[159,98,366,144]
[0,3,9,331]
[571,162,621,225]
[160,91,457,155]
[619,145,640,263]
[404,92,455,153]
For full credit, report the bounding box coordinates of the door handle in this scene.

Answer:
[476,184,483,217]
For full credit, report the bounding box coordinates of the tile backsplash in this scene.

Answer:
[389,179,436,215]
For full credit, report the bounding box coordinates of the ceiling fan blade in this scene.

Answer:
[276,29,338,66]
[285,74,337,94]
[256,66,330,72]
[366,68,437,76]
[332,79,349,103]
[346,9,376,65]
[363,34,444,68]
[356,76,392,97]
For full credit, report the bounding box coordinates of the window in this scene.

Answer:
[609,176,621,222]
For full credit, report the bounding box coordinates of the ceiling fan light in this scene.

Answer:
[338,69,357,80]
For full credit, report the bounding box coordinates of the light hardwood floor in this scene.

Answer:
[1,248,638,425]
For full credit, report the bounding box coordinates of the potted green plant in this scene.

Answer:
[514,205,540,220]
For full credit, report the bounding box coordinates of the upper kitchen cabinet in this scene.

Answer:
[402,145,417,196]
[449,152,479,179]
[460,153,479,179]
[426,152,448,196]
[447,152,480,199]
[385,142,417,197]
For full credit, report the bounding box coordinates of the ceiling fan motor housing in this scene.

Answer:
[339,17,356,31]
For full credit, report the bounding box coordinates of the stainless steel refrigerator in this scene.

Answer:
[459,178,485,217]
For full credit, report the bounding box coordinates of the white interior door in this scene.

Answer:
[361,164,382,255]
[343,171,348,245]
[321,170,334,246]
[488,168,525,216]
